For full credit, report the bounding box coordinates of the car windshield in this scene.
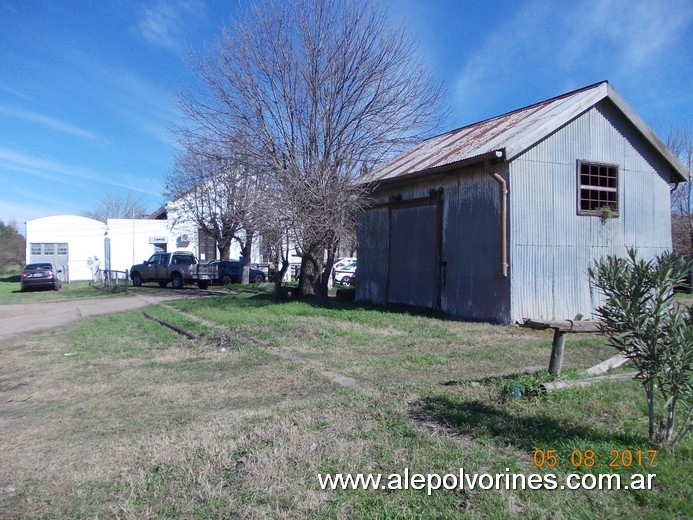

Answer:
[25,263,52,270]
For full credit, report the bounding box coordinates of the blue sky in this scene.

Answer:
[1,0,691,232]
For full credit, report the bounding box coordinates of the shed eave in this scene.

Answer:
[505,83,689,182]
[366,150,504,190]
[604,84,689,182]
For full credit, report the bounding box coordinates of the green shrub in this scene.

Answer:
[589,248,692,448]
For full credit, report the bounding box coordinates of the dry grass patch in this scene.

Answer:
[2,294,689,518]
[0,315,337,518]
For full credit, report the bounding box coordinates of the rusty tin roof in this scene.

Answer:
[366,81,689,184]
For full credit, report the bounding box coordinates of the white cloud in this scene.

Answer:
[0,148,96,183]
[0,148,159,195]
[0,83,34,102]
[559,0,692,75]
[0,198,73,226]
[0,104,100,141]
[133,0,205,52]
[450,0,692,123]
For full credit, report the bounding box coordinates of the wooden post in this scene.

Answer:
[548,330,566,377]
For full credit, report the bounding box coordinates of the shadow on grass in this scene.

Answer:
[130,284,233,298]
[411,394,645,451]
[1,274,21,283]
[195,287,454,321]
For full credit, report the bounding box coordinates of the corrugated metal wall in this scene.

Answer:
[387,203,440,308]
[439,165,511,322]
[357,207,389,304]
[358,99,674,324]
[509,100,674,322]
[357,166,511,323]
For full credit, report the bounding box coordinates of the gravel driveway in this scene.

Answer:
[0,292,218,341]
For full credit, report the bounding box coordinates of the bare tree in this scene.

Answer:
[667,124,692,258]
[166,137,263,264]
[82,191,149,222]
[256,198,296,294]
[179,0,445,298]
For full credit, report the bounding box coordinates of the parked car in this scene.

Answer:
[208,260,266,284]
[334,262,356,285]
[129,251,214,289]
[332,257,356,271]
[21,263,62,291]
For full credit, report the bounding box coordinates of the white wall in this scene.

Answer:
[165,201,261,262]
[166,202,202,258]
[26,215,105,281]
[26,215,187,281]
[26,207,279,282]
[105,219,172,271]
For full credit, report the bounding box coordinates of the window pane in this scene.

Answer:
[578,162,618,215]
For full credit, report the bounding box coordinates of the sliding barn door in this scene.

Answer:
[387,200,441,309]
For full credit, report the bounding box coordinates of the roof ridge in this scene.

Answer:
[425,80,609,142]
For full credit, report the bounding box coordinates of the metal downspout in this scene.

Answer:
[487,153,508,277]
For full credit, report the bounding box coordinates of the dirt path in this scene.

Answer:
[0,293,209,341]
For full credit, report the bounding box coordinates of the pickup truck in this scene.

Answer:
[129,251,214,289]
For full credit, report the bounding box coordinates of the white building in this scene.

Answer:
[25,215,105,281]
[25,215,188,281]
[104,219,174,271]
[25,200,303,282]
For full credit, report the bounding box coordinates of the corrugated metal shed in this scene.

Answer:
[358,81,687,324]
[365,81,689,184]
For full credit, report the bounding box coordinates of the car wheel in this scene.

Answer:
[198,281,210,290]
[171,273,184,289]
[222,275,232,285]
[53,282,60,291]
[341,276,351,285]
[254,274,264,283]
[132,272,142,287]
[158,281,168,288]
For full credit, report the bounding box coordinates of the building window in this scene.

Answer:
[30,243,42,255]
[57,243,68,255]
[577,160,619,216]
[43,243,55,255]
[198,229,217,261]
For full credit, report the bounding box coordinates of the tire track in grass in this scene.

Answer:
[159,304,359,388]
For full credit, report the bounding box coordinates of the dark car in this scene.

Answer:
[21,263,62,291]
[209,260,266,284]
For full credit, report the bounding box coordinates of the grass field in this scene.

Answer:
[0,268,226,305]
[1,290,690,518]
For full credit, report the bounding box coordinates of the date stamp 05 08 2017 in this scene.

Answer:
[533,449,657,469]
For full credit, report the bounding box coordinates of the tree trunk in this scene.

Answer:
[274,258,290,297]
[273,230,292,299]
[218,239,232,261]
[663,392,677,448]
[318,245,337,299]
[297,246,323,298]
[646,380,656,444]
[241,231,254,284]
